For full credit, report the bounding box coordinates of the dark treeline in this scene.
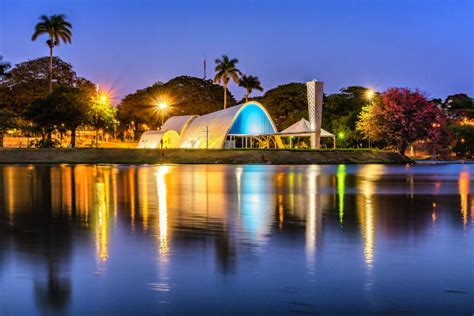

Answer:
[0,55,473,157]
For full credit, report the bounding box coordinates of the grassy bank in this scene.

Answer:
[0,148,412,164]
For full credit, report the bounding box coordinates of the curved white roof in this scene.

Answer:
[179,101,278,149]
[138,130,180,149]
[280,118,335,137]
[161,115,197,135]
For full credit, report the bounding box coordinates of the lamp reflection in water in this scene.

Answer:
[151,166,172,294]
[306,165,320,272]
[156,166,170,257]
[337,165,346,225]
[359,165,384,268]
[275,172,285,229]
[5,166,16,225]
[95,182,109,264]
[139,168,149,231]
[458,168,470,227]
[358,165,383,268]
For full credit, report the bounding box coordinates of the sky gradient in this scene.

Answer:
[1,0,473,103]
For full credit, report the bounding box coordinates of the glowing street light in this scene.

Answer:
[99,94,109,104]
[158,102,168,127]
[366,89,375,100]
[366,89,376,149]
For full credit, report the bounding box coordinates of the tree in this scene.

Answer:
[252,83,307,130]
[32,14,72,93]
[357,87,445,155]
[23,86,91,147]
[117,76,234,129]
[24,94,62,146]
[0,57,81,113]
[88,96,118,147]
[214,55,241,109]
[0,108,16,147]
[444,93,473,110]
[324,86,372,148]
[450,125,474,159]
[0,56,10,79]
[238,75,263,102]
[54,86,91,147]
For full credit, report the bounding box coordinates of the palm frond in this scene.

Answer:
[31,14,72,45]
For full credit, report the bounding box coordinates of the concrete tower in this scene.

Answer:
[306,80,324,149]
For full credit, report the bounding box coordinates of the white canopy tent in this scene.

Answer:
[279,118,336,148]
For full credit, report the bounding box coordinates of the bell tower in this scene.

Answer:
[306,80,324,149]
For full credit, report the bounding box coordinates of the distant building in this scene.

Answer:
[138,101,280,149]
[138,100,335,149]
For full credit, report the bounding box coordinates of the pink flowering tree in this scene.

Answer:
[357,87,449,155]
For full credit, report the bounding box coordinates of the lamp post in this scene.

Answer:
[366,89,375,149]
[158,102,168,127]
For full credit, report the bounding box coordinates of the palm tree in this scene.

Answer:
[32,14,72,93]
[214,55,241,109]
[239,75,263,102]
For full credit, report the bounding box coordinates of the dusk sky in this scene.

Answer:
[1,0,473,103]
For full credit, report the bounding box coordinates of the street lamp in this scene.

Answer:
[158,102,168,127]
[366,89,375,101]
[366,89,376,149]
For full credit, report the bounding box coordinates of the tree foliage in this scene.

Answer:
[117,76,235,129]
[357,87,448,154]
[0,57,84,113]
[238,74,263,102]
[32,14,73,93]
[321,86,372,147]
[252,83,307,130]
[443,93,474,111]
[23,86,95,147]
[88,98,118,133]
[0,56,10,79]
[32,14,72,46]
[214,55,241,109]
[2,56,77,87]
[0,108,17,147]
[450,125,474,159]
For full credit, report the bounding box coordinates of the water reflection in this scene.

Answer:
[0,164,472,314]
[305,165,320,271]
[337,164,346,225]
[157,166,170,256]
[357,165,383,268]
[459,167,470,227]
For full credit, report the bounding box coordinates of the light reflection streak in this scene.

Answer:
[358,165,383,268]
[305,165,320,271]
[156,166,170,257]
[140,168,149,231]
[235,166,243,216]
[112,169,118,223]
[239,166,273,246]
[95,182,109,263]
[458,169,470,227]
[5,166,15,224]
[337,165,346,225]
[471,196,474,224]
[128,169,136,230]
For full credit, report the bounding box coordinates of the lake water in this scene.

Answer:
[0,163,472,315]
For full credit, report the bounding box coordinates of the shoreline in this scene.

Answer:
[0,148,412,165]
